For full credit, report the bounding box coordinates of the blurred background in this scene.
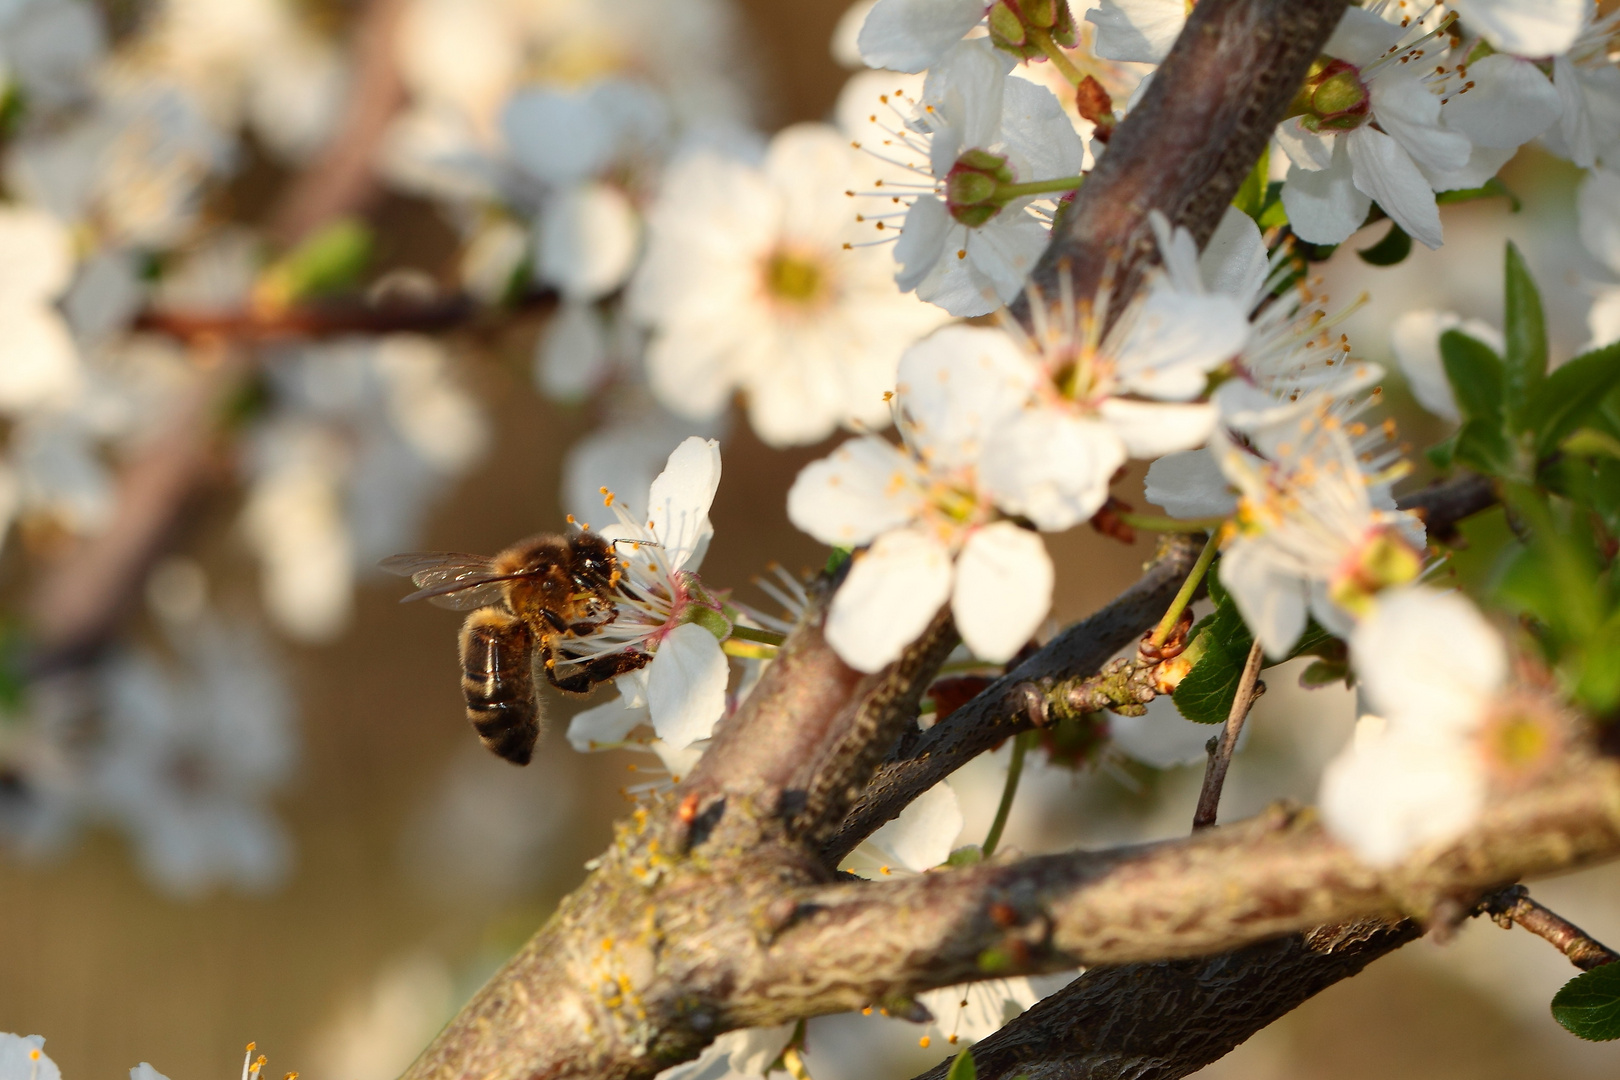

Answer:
[0,1,1616,1078]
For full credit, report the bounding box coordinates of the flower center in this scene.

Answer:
[1293,58,1372,132]
[945,149,1015,227]
[1326,524,1422,615]
[763,251,827,304]
[1479,694,1565,787]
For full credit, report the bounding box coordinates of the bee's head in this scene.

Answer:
[569,531,619,581]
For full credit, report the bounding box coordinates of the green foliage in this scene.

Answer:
[1502,242,1549,409]
[258,218,374,306]
[1171,563,1347,724]
[1523,340,1620,458]
[946,1048,977,1080]
[1551,964,1620,1041]
[1232,149,1270,223]
[1435,177,1521,212]
[1356,221,1411,266]
[1493,489,1620,714]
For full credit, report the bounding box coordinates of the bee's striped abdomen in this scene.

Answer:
[458,607,541,764]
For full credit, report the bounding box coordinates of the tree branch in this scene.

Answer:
[908,920,1422,1080]
[1479,884,1620,971]
[823,534,1204,863]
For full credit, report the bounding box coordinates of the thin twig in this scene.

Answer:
[1479,884,1620,971]
[1192,639,1265,831]
[982,731,1035,858]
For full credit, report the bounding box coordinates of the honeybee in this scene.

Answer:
[382,531,650,765]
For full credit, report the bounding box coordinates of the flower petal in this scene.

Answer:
[1389,310,1503,424]
[857,779,963,875]
[1199,206,1270,306]
[1351,586,1505,733]
[646,436,721,573]
[566,691,649,752]
[1220,537,1309,659]
[1144,448,1237,518]
[1280,143,1371,246]
[894,195,952,294]
[1346,126,1443,250]
[787,436,924,547]
[1451,0,1585,58]
[856,0,987,73]
[1098,397,1218,459]
[1085,0,1187,64]
[1442,55,1561,150]
[896,324,1038,469]
[647,622,730,750]
[980,410,1126,531]
[827,527,953,673]
[1319,717,1485,867]
[535,182,641,302]
[953,522,1053,663]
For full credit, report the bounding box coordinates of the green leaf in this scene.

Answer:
[946,1048,978,1080]
[1257,180,1288,229]
[1551,963,1620,1041]
[1524,340,1620,458]
[1453,417,1517,477]
[1172,603,1253,724]
[1233,147,1269,222]
[1503,242,1549,419]
[1356,221,1412,266]
[1439,330,1505,423]
[1426,432,1458,470]
[1436,177,1521,212]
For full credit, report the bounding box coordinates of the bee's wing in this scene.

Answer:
[379,552,516,611]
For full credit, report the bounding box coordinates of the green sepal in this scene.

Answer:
[946,1048,978,1080]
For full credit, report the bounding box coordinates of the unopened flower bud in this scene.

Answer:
[988,0,1078,60]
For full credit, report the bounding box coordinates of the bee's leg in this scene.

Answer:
[540,649,652,694]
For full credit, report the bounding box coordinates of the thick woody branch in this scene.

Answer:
[1021,0,1350,310]
[759,759,1620,1018]
[682,588,959,848]
[909,920,1422,1080]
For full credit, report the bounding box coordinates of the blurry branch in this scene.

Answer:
[267,0,408,248]
[25,345,246,677]
[133,292,484,342]
[906,920,1422,1080]
[25,0,418,677]
[1479,884,1620,971]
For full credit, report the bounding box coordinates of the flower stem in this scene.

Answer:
[722,639,778,660]
[729,624,786,646]
[996,175,1085,200]
[1028,26,1084,86]
[1119,512,1227,533]
[1150,532,1220,648]
[982,730,1036,858]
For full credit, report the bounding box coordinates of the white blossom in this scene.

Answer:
[856,38,1086,316]
[856,0,989,73]
[631,123,947,446]
[1085,0,1186,64]
[565,437,731,750]
[0,1034,61,1080]
[1319,587,1509,865]
[790,325,1055,669]
[1213,398,1424,658]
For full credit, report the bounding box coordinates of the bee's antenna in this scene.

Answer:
[610,537,662,550]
